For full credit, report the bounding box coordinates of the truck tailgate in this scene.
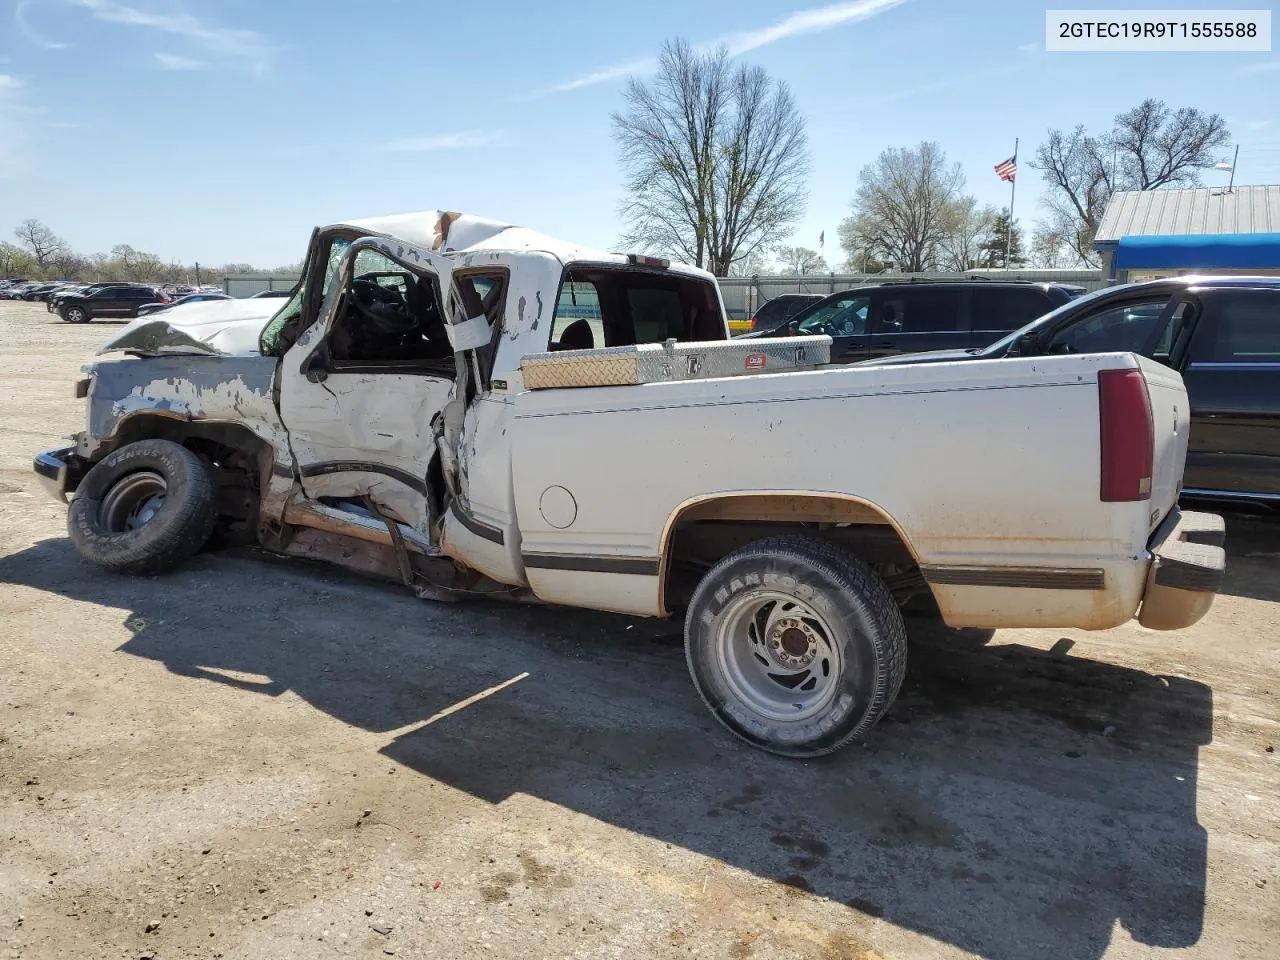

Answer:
[1138,356,1192,534]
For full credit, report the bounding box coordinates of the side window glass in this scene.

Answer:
[1191,293,1280,363]
[973,289,1054,331]
[1047,300,1168,356]
[886,290,962,333]
[797,297,868,336]
[550,280,602,351]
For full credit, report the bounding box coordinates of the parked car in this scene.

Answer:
[21,282,63,301]
[48,282,136,312]
[137,292,232,316]
[0,282,35,299]
[862,276,1280,505]
[33,212,1223,758]
[56,284,167,323]
[743,279,1081,363]
[747,293,823,332]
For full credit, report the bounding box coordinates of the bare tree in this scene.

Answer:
[1028,222,1073,268]
[726,248,773,277]
[1032,99,1230,265]
[14,218,66,267]
[774,245,827,275]
[839,142,966,272]
[939,197,995,271]
[613,39,809,277]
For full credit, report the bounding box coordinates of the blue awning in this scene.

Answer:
[1113,233,1280,270]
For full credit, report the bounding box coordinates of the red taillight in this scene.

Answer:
[1098,368,1154,502]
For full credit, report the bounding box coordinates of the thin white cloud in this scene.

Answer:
[539,58,657,96]
[0,74,23,92]
[858,63,1020,107]
[70,0,273,69]
[718,0,909,56]
[533,0,910,98]
[1017,41,1039,53]
[1239,60,1279,74]
[379,131,502,153]
[154,51,207,70]
[15,0,71,50]
[1247,119,1272,131]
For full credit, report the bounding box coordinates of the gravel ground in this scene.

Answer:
[1,300,1277,960]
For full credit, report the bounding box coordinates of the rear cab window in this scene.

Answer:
[547,266,722,351]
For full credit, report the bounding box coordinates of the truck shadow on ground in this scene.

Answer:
[0,538,1214,960]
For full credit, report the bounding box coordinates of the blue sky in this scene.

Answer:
[1,0,1277,267]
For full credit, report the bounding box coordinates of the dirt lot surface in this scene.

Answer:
[1,300,1277,960]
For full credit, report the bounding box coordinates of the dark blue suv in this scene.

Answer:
[749,280,1081,363]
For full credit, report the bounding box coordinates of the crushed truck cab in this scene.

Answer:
[33,210,1225,758]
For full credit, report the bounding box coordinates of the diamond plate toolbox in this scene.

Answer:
[520,335,832,390]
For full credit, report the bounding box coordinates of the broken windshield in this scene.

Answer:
[258,238,351,355]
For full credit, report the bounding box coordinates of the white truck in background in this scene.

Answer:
[34,211,1225,757]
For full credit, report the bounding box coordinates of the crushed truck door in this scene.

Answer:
[277,235,461,536]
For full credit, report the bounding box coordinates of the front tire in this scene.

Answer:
[62,305,88,324]
[684,536,908,758]
[68,439,218,575]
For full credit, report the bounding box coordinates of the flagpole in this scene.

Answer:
[1006,137,1018,268]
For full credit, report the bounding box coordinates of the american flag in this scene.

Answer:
[994,156,1017,182]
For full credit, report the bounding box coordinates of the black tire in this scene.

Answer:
[684,535,908,758]
[68,439,218,575]
[62,305,90,324]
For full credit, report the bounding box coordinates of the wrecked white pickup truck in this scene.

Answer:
[34,211,1225,757]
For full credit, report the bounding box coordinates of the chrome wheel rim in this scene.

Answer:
[99,471,167,532]
[67,308,84,322]
[714,590,843,722]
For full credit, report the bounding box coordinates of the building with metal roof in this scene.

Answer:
[1094,185,1280,281]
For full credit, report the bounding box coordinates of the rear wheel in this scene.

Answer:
[68,439,218,575]
[684,536,908,758]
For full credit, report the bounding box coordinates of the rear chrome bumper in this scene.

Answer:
[1137,508,1226,630]
[33,446,79,502]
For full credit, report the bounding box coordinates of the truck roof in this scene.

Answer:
[332,209,716,283]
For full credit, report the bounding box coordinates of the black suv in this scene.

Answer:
[57,285,166,323]
[48,282,134,313]
[865,276,1280,504]
[750,280,1080,362]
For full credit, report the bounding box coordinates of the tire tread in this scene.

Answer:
[684,534,908,757]
[68,440,218,575]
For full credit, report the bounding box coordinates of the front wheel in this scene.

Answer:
[62,306,88,324]
[684,536,908,758]
[68,439,218,575]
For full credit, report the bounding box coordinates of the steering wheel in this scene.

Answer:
[349,278,417,335]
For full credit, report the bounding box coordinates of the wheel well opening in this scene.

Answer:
[107,416,273,547]
[662,495,929,615]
